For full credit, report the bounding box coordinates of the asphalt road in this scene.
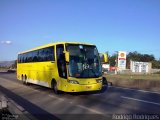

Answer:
[0,72,160,120]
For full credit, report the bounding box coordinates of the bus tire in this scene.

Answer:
[22,75,25,84]
[102,77,108,86]
[51,80,60,94]
[24,75,29,85]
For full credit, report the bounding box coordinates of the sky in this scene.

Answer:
[0,0,160,61]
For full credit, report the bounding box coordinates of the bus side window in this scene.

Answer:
[32,50,38,62]
[28,53,31,62]
[44,47,54,61]
[39,49,45,62]
[21,53,25,63]
[18,54,21,63]
[49,46,55,61]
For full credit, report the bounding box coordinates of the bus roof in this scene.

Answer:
[18,41,95,54]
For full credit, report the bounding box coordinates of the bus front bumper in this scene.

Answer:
[65,83,102,92]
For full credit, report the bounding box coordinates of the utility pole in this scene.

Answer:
[115,51,118,74]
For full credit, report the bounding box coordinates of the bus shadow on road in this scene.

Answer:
[0,85,60,120]
[26,83,108,96]
[68,85,108,96]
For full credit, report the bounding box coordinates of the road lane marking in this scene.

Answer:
[48,95,64,101]
[111,86,160,95]
[49,94,103,114]
[121,96,160,106]
[137,89,160,94]
[33,89,39,92]
[76,105,103,114]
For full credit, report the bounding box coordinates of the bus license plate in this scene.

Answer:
[86,86,92,89]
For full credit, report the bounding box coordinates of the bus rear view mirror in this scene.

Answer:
[99,53,108,63]
[103,53,108,63]
[64,51,70,63]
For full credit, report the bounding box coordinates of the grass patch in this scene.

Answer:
[153,71,160,74]
[0,68,8,71]
[105,74,160,81]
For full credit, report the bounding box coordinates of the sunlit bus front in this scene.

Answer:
[64,44,103,92]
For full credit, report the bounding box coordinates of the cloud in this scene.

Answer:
[1,40,12,45]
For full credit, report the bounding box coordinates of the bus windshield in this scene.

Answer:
[66,44,102,78]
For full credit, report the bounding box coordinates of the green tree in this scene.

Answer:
[140,54,155,62]
[152,60,160,69]
[126,51,156,69]
[108,51,160,69]
[108,54,116,66]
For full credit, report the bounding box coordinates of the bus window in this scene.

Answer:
[38,47,54,62]
[28,52,33,62]
[18,54,21,63]
[67,44,102,78]
[44,47,54,61]
[32,50,38,62]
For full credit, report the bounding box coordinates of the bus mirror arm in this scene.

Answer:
[64,51,70,63]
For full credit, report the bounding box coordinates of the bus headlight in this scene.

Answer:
[96,79,102,83]
[68,80,79,84]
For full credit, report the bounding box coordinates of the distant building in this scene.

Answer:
[102,64,110,73]
[130,60,152,73]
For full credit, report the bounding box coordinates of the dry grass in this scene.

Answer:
[105,74,160,81]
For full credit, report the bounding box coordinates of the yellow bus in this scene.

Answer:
[17,42,107,94]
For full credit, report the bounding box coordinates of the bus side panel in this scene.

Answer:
[35,62,59,88]
[17,61,59,88]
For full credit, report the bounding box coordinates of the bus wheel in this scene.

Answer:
[102,77,108,86]
[22,75,25,84]
[52,80,60,94]
[24,75,29,85]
